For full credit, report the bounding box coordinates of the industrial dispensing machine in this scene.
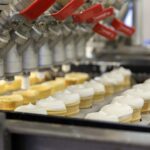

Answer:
[1,1,150,150]
[0,0,135,81]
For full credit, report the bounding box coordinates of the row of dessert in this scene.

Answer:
[86,78,150,123]
[12,67,132,116]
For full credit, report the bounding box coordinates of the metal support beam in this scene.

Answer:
[0,113,11,150]
[0,113,6,150]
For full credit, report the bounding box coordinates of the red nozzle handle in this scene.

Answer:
[89,7,114,23]
[93,23,117,40]
[111,18,136,36]
[20,0,56,20]
[72,4,103,23]
[52,0,84,21]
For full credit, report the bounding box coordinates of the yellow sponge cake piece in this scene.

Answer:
[30,84,51,100]
[0,95,24,111]
[65,72,89,86]
[0,80,8,95]
[5,76,22,92]
[13,89,39,105]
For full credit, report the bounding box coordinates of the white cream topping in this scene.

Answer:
[123,89,150,101]
[112,95,144,109]
[133,83,150,91]
[145,79,150,84]
[95,67,131,85]
[36,97,66,111]
[115,67,132,76]
[109,71,124,83]
[67,85,94,98]
[53,92,80,105]
[0,80,6,85]
[15,103,47,115]
[83,80,105,93]
[143,82,150,86]
[133,84,147,90]
[133,84,144,89]
[95,76,118,85]
[101,103,133,119]
[96,71,124,85]
[85,111,119,122]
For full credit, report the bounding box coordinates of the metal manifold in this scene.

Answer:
[0,0,135,84]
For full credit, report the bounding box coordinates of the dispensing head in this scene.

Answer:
[0,30,10,79]
[22,26,42,74]
[4,29,29,80]
[0,0,57,81]
[46,17,66,65]
[35,14,53,70]
[62,21,76,63]
[51,25,66,65]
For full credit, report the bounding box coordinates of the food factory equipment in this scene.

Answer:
[37,15,54,70]
[92,0,149,62]
[0,0,135,81]
[0,0,57,81]
[1,1,150,150]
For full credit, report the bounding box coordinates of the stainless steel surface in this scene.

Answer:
[76,37,86,60]
[133,0,143,45]
[4,43,22,77]
[0,113,6,150]
[53,39,66,64]
[0,59,4,78]
[65,38,76,61]
[6,119,150,145]
[22,25,42,73]
[0,4,8,10]
[3,28,29,78]
[38,42,53,69]
[22,40,38,72]
[37,16,54,69]
[4,118,150,150]
[0,1,10,4]
[0,0,34,31]
[0,0,36,79]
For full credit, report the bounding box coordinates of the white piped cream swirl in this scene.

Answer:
[85,111,119,122]
[15,103,47,115]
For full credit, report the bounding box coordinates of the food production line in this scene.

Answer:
[1,0,150,150]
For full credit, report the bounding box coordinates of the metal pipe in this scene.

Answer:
[132,0,143,45]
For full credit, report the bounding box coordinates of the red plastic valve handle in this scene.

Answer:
[72,4,103,23]
[52,0,84,21]
[93,23,117,40]
[20,0,56,21]
[89,7,114,23]
[111,18,136,36]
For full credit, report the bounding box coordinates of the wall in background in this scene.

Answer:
[143,0,150,43]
